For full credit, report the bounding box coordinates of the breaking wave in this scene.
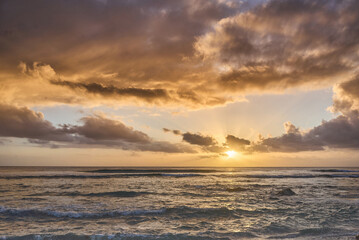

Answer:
[0,232,257,240]
[312,169,359,173]
[0,205,166,219]
[0,173,202,180]
[216,174,359,179]
[85,169,220,173]
[0,205,267,219]
[246,174,359,178]
[3,173,359,180]
[29,191,150,198]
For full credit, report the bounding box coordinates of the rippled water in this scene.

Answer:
[0,167,358,239]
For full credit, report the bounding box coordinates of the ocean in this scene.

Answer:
[0,167,358,239]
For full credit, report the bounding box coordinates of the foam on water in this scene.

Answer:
[2,173,359,180]
[0,173,203,180]
[1,233,245,240]
[0,205,167,218]
[0,205,249,219]
[0,167,358,239]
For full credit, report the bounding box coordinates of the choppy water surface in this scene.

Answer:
[0,167,358,239]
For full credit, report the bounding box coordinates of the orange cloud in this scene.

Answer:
[2,0,358,109]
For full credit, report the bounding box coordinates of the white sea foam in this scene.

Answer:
[1,167,358,239]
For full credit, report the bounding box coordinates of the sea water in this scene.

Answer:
[0,167,358,239]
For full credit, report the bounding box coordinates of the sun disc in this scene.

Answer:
[225,150,236,158]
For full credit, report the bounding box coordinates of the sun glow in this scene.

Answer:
[225,150,236,158]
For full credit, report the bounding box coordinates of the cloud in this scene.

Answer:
[225,134,250,151]
[182,132,217,146]
[308,114,359,149]
[163,128,229,153]
[339,77,359,102]
[2,0,359,157]
[251,122,324,152]
[283,122,300,134]
[68,115,151,143]
[2,0,358,108]
[195,0,359,92]
[51,80,171,104]
[304,76,359,150]
[330,75,359,115]
[250,113,359,152]
[0,103,72,142]
[5,100,359,154]
[0,0,238,108]
[134,141,195,153]
[163,128,182,135]
[4,61,233,108]
[163,128,217,146]
[0,104,195,153]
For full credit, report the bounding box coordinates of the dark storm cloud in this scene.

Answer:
[0,104,195,153]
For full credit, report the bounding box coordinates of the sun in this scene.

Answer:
[225,150,236,158]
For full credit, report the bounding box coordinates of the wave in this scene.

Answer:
[0,205,297,221]
[0,205,252,219]
[84,169,220,173]
[334,193,359,199]
[226,187,247,192]
[0,173,202,180]
[229,174,359,179]
[84,191,149,197]
[160,173,201,177]
[2,173,358,180]
[29,191,150,198]
[267,227,358,239]
[0,205,166,219]
[312,169,359,173]
[0,232,257,240]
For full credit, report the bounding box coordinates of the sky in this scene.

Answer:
[0,0,359,167]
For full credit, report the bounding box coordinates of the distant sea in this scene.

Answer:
[0,167,358,239]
